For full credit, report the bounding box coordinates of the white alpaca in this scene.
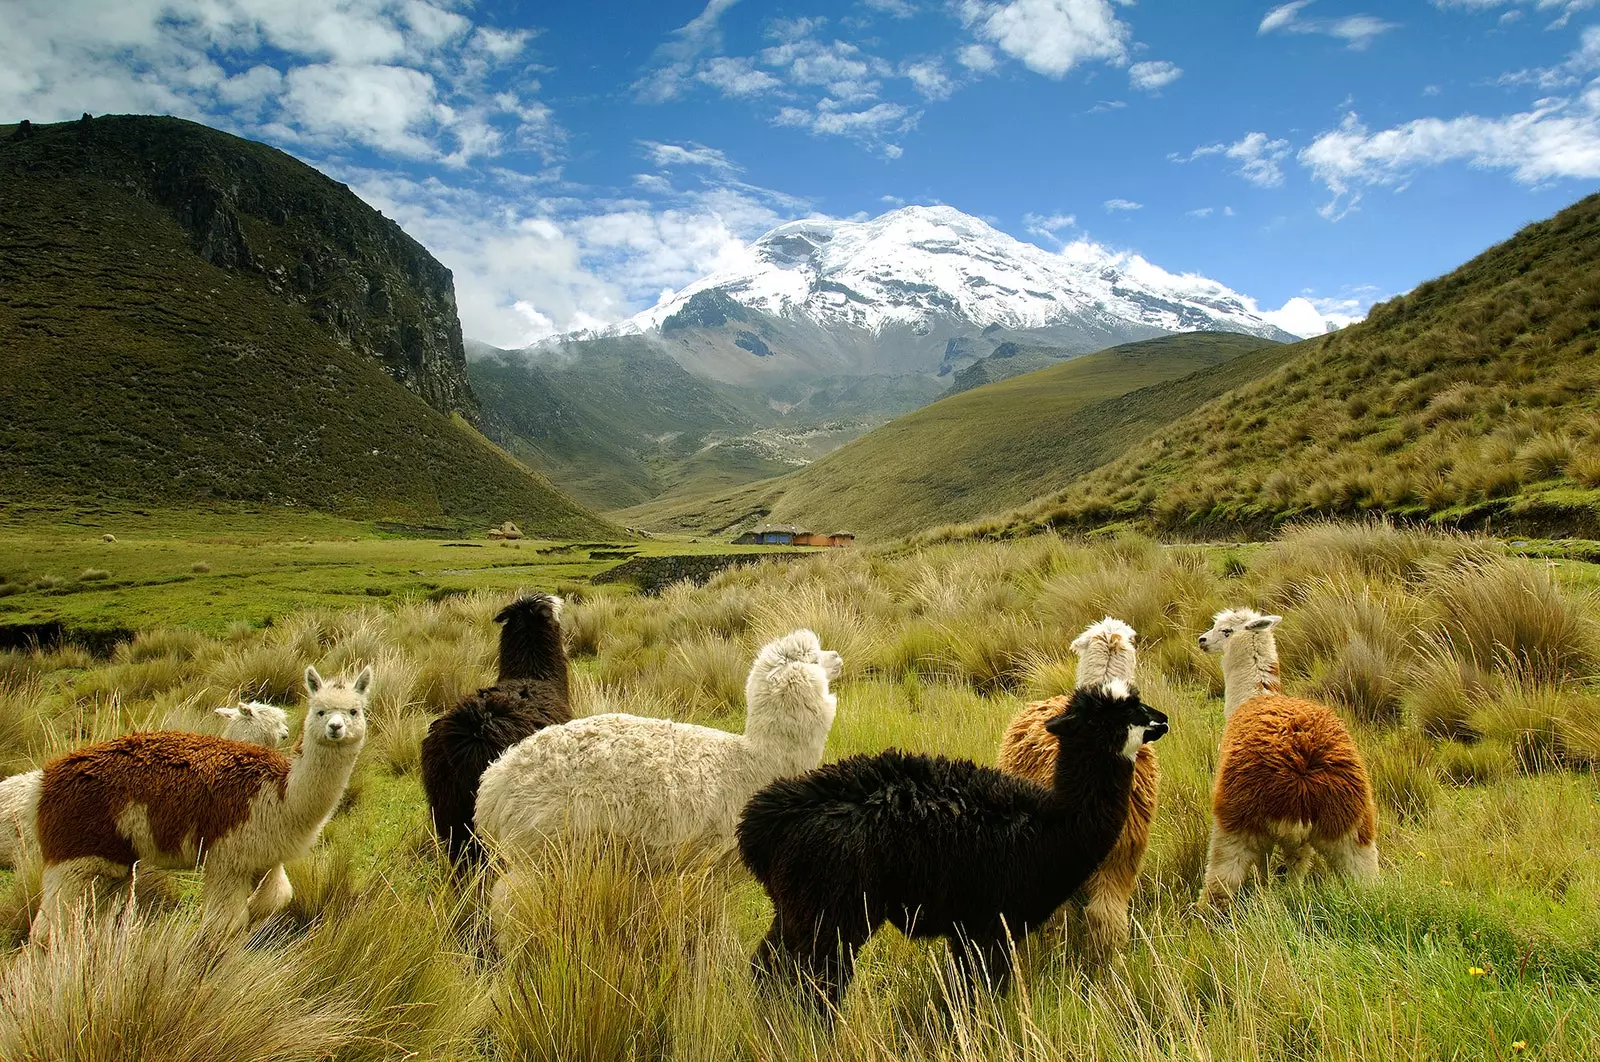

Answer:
[1071,617,1139,687]
[1197,609,1379,906]
[0,701,292,871]
[32,668,369,944]
[475,629,840,861]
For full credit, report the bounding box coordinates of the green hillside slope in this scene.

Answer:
[0,117,613,538]
[948,192,1600,541]
[619,332,1280,540]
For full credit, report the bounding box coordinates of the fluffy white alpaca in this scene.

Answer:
[31,668,369,944]
[475,629,840,860]
[0,701,292,871]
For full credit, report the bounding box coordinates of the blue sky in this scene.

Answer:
[6,0,1600,345]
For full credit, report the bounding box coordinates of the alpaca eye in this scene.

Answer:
[316,710,325,717]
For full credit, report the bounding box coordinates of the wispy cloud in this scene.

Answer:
[1433,0,1598,31]
[1104,198,1143,211]
[1186,206,1215,217]
[1259,1,1398,49]
[1176,132,1293,187]
[1300,91,1600,218]
[1024,211,1078,241]
[1128,60,1183,92]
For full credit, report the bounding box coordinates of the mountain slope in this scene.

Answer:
[619,332,1281,540]
[467,337,791,511]
[0,116,613,537]
[945,192,1600,541]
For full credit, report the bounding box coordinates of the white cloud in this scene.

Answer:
[776,100,917,143]
[1258,1,1398,49]
[633,0,744,102]
[962,0,1130,78]
[863,0,919,16]
[1104,198,1143,211]
[640,140,738,172]
[1495,25,1600,90]
[0,0,539,165]
[1179,132,1292,187]
[1258,290,1376,335]
[1128,60,1182,92]
[904,59,956,99]
[1300,94,1600,218]
[1186,206,1215,217]
[1024,211,1077,242]
[1434,0,1596,27]
[697,56,783,96]
[957,43,999,71]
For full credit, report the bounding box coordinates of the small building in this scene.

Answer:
[734,523,808,546]
[794,531,855,548]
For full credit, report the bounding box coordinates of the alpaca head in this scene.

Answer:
[1197,608,1281,655]
[1045,679,1169,762]
[302,666,372,749]
[745,629,840,738]
[215,701,291,747]
[1069,617,1138,687]
[495,592,563,627]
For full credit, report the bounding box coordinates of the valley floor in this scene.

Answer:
[2,523,1599,1060]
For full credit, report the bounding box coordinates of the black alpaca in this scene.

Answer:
[737,682,1168,1013]
[421,593,572,866]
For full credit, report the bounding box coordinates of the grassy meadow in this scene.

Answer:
[3,523,1600,1060]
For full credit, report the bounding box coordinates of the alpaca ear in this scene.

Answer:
[353,666,374,695]
[1245,615,1282,631]
[214,706,239,720]
[305,666,324,694]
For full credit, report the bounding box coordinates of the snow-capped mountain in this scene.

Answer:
[614,205,1301,343]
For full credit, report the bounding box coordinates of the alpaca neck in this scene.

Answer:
[744,696,834,774]
[1074,647,1135,689]
[498,636,567,684]
[1044,730,1136,871]
[281,740,360,836]
[1221,631,1282,716]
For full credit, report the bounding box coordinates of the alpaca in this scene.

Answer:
[739,681,1168,1013]
[421,593,571,865]
[1197,608,1378,906]
[475,629,840,862]
[0,700,293,872]
[996,617,1157,958]
[31,667,370,944]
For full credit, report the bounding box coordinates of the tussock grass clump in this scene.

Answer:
[1431,559,1598,685]
[207,642,304,702]
[0,912,360,1062]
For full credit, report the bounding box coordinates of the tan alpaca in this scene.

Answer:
[32,668,369,944]
[1197,609,1378,907]
[997,618,1157,957]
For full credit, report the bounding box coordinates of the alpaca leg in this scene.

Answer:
[246,865,293,928]
[1314,833,1379,882]
[34,858,119,946]
[200,872,255,940]
[1284,842,1318,884]
[1201,825,1267,908]
[1083,855,1139,959]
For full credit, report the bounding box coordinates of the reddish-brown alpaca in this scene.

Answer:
[997,617,1156,957]
[1197,608,1378,906]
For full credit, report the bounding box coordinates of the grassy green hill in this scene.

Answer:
[0,117,613,538]
[619,332,1280,540]
[940,192,1600,542]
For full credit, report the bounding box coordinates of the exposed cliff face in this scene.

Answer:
[4,114,475,418]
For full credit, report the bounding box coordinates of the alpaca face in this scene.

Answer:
[303,666,372,748]
[1045,681,1169,759]
[1198,608,1281,654]
[216,702,291,747]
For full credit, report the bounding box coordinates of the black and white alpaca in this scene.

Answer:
[420,593,572,866]
[737,681,1167,1013]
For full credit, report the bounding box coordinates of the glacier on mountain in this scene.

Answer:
[602,205,1325,342]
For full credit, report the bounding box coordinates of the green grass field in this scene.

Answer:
[620,333,1281,541]
[2,522,1599,1061]
[0,505,795,635]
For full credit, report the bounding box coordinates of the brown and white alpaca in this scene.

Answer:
[1197,609,1378,906]
[31,668,369,944]
[997,618,1158,957]
[0,701,292,871]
